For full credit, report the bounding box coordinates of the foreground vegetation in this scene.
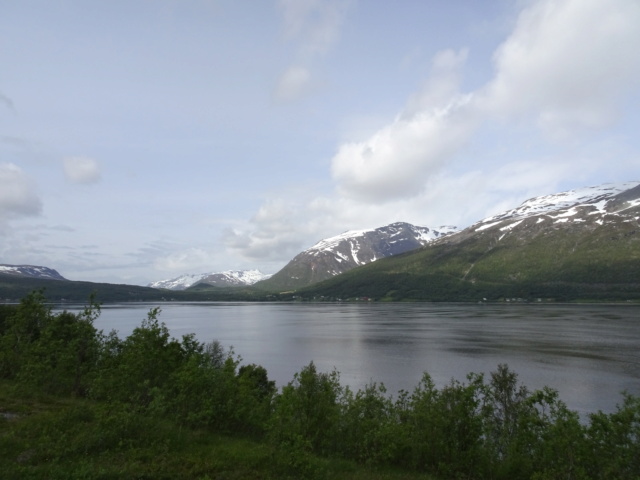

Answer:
[1,293,639,479]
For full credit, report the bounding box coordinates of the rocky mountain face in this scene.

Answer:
[302,181,640,301]
[0,264,67,281]
[255,222,457,291]
[149,270,272,291]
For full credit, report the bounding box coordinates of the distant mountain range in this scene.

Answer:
[0,265,67,281]
[254,222,456,291]
[149,270,272,291]
[148,223,454,292]
[3,181,640,302]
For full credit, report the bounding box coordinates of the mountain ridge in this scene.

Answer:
[149,269,272,291]
[0,264,67,281]
[298,181,640,302]
[254,222,457,291]
[3,181,640,302]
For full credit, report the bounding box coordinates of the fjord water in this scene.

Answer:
[74,302,640,415]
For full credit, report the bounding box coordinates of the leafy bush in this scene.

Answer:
[338,382,400,465]
[269,362,343,455]
[0,291,100,396]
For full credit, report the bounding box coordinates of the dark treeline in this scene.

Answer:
[1,292,639,479]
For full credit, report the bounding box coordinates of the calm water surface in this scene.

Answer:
[62,302,640,415]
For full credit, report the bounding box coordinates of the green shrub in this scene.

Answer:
[338,382,401,465]
[404,372,486,477]
[584,393,640,479]
[0,291,100,396]
[269,362,343,455]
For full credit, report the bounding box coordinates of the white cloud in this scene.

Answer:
[331,49,475,202]
[481,0,640,137]
[274,65,313,102]
[331,0,640,202]
[0,163,42,223]
[224,197,313,262]
[403,49,469,118]
[63,156,101,184]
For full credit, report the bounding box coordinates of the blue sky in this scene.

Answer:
[2,0,639,285]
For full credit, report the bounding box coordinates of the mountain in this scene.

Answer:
[149,269,272,291]
[255,222,457,291]
[298,182,640,302]
[0,264,67,281]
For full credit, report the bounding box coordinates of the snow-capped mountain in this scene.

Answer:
[0,264,67,281]
[300,181,640,302]
[149,269,272,291]
[455,181,640,241]
[256,222,457,291]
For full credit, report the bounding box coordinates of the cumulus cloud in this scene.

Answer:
[331,0,640,202]
[0,163,42,222]
[224,197,314,262]
[331,49,475,202]
[63,156,101,184]
[480,0,640,137]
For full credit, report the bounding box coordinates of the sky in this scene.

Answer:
[1,0,640,285]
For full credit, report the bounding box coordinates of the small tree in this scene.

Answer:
[0,291,100,396]
[338,382,400,465]
[0,290,51,379]
[91,308,184,409]
[269,362,343,455]
[585,393,640,479]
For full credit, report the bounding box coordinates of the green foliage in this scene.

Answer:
[585,393,640,479]
[157,342,241,430]
[402,373,487,477]
[339,382,400,465]
[269,362,343,455]
[0,291,100,396]
[235,363,277,433]
[93,307,185,408]
[0,304,17,335]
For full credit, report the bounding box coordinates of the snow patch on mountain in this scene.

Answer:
[310,229,371,253]
[0,264,67,281]
[308,223,456,258]
[472,181,640,231]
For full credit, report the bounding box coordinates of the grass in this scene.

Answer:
[0,381,435,480]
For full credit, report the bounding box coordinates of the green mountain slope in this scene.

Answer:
[0,274,171,302]
[298,183,640,302]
